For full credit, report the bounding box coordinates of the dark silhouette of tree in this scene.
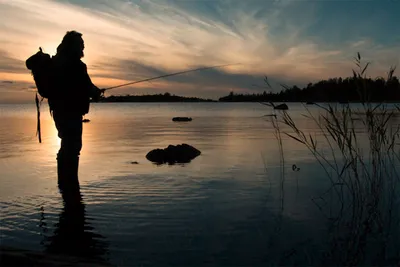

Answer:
[219,74,400,103]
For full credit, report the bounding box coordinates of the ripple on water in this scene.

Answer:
[3,103,399,265]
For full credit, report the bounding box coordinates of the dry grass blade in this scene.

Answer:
[361,62,370,76]
[285,133,305,144]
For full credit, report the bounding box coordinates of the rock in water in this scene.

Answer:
[146,144,201,164]
[274,103,288,110]
[172,117,192,122]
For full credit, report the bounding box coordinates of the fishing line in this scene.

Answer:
[103,63,241,91]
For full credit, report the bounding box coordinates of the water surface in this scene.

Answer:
[1,102,398,266]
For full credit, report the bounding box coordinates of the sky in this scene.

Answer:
[0,0,399,103]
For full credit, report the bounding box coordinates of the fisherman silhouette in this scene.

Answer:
[50,31,104,184]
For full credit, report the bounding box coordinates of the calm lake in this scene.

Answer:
[0,102,399,266]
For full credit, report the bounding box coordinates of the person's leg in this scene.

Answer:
[53,112,83,186]
[54,113,82,158]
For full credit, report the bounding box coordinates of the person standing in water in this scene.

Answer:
[49,31,103,186]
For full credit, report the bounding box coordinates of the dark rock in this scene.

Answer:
[146,144,201,164]
[130,161,139,164]
[172,117,192,122]
[274,103,288,110]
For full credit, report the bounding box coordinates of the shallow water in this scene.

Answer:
[0,102,399,266]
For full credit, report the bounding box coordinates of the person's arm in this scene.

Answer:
[81,62,104,102]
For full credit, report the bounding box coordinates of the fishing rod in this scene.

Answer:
[102,63,240,92]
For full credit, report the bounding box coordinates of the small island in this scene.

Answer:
[98,92,216,103]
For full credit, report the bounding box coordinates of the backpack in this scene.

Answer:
[26,47,55,143]
[26,47,54,99]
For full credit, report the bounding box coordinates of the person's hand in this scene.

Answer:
[92,88,105,102]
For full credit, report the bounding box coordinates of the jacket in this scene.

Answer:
[49,55,97,116]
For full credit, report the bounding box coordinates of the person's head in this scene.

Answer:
[56,31,85,59]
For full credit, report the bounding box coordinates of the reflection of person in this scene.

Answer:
[45,177,109,263]
[50,31,104,184]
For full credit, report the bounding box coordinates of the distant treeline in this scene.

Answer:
[99,75,400,103]
[99,92,216,102]
[219,75,400,103]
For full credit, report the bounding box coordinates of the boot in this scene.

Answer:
[69,156,80,184]
[57,154,80,192]
[57,153,66,186]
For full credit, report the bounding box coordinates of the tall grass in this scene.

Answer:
[266,54,400,266]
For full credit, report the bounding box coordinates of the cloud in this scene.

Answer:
[0,0,399,102]
[0,50,26,73]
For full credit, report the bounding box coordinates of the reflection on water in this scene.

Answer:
[0,103,399,266]
[43,176,109,264]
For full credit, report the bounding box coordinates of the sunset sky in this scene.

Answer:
[0,0,399,103]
